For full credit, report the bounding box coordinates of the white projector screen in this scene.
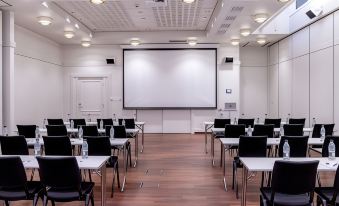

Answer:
[123,49,217,109]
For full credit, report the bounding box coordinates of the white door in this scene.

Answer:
[72,77,108,120]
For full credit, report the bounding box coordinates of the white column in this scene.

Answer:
[2,11,15,134]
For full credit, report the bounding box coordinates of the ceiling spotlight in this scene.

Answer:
[257,37,267,45]
[188,39,197,46]
[66,18,71,23]
[75,24,80,29]
[81,40,91,47]
[183,0,195,3]
[64,31,75,39]
[37,16,53,26]
[240,28,251,37]
[230,39,240,46]
[42,2,49,8]
[253,13,268,23]
[130,39,141,46]
[90,0,105,4]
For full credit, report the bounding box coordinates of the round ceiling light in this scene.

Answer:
[81,40,91,47]
[240,28,251,37]
[90,0,105,4]
[37,16,52,26]
[253,13,268,23]
[257,37,267,45]
[183,0,195,3]
[130,39,141,46]
[188,39,197,46]
[230,39,240,46]
[64,31,75,39]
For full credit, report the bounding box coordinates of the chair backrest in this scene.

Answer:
[278,136,309,157]
[69,119,86,128]
[289,118,306,126]
[118,118,135,129]
[0,156,27,189]
[46,125,67,136]
[87,136,111,156]
[312,124,335,138]
[97,119,114,127]
[238,136,267,157]
[105,125,113,137]
[47,119,64,125]
[113,125,127,138]
[271,160,319,196]
[224,124,246,138]
[264,119,281,128]
[43,136,73,156]
[237,119,255,128]
[82,125,99,137]
[0,136,29,155]
[252,124,275,138]
[17,125,36,138]
[322,136,339,157]
[37,156,81,190]
[214,119,231,128]
[283,124,304,136]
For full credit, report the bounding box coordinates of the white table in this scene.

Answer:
[203,122,214,154]
[239,157,339,206]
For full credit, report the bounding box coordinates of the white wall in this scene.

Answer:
[14,25,63,126]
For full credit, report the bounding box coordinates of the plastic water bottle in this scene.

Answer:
[100,119,104,130]
[43,119,47,129]
[328,139,336,160]
[35,126,40,139]
[82,139,88,159]
[34,138,41,156]
[280,125,284,136]
[283,140,290,160]
[320,125,326,141]
[70,120,74,129]
[110,126,114,139]
[78,126,83,139]
[247,125,252,136]
[122,119,125,126]
[113,114,117,124]
[286,114,290,124]
[234,117,237,125]
[312,118,316,127]
[256,118,260,124]
[2,126,8,136]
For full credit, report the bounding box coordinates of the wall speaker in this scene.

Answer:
[224,57,233,63]
[106,58,115,64]
[306,7,323,19]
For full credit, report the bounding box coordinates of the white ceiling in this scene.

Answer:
[1,0,291,46]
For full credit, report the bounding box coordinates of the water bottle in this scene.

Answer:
[43,118,47,129]
[82,139,88,159]
[312,118,316,127]
[320,125,326,141]
[265,114,268,118]
[234,117,237,125]
[256,118,260,124]
[247,125,252,136]
[100,119,104,130]
[286,114,290,124]
[110,126,114,139]
[280,125,284,136]
[70,120,74,129]
[122,119,125,126]
[328,139,336,160]
[113,114,117,123]
[283,140,290,160]
[2,126,8,136]
[35,126,40,139]
[34,138,41,156]
[78,126,83,139]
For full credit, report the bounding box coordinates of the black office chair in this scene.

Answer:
[283,124,304,136]
[87,136,120,197]
[224,124,246,152]
[43,136,73,156]
[260,160,319,206]
[233,136,267,199]
[315,165,339,206]
[118,118,135,129]
[47,119,64,125]
[0,157,42,206]
[264,119,281,128]
[112,125,132,167]
[237,118,255,128]
[37,157,94,206]
[289,118,306,126]
[17,125,37,138]
[214,118,231,128]
[0,136,29,155]
[253,124,275,138]
[312,124,335,138]
[97,119,114,128]
[82,126,99,137]
[46,125,67,136]
[321,136,339,158]
[69,119,86,128]
[278,136,309,157]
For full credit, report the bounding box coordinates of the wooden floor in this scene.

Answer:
[15,134,336,206]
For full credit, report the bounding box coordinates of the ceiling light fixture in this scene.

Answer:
[66,18,71,23]
[257,37,267,45]
[253,13,268,23]
[81,40,91,47]
[42,2,49,8]
[75,24,80,29]
[90,0,105,4]
[64,31,75,39]
[37,16,52,26]
[130,39,141,46]
[240,28,251,37]
[183,0,195,3]
[230,39,240,46]
[188,39,197,46]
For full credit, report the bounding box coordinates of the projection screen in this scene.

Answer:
[123,48,217,109]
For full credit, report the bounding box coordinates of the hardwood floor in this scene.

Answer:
[15,134,336,205]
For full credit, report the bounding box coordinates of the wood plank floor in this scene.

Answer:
[15,134,336,205]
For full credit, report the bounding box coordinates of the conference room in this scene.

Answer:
[0,0,339,205]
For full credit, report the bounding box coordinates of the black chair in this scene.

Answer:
[43,136,73,156]
[82,126,99,137]
[69,119,86,128]
[225,124,246,138]
[214,118,231,128]
[118,118,135,129]
[17,125,37,138]
[315,165,339,206]
[46,125,67,136]
[278,136,309,157]
[312,124,335,138]
[321,136,339,158]
[264,119,282,128]
[36,156,94,206]
[47,119,64,125]
[0,136,29,155]
[260,160,319,206]
[253,124,275,138]
[97,119,114,128]
[289,118,306,126]
[283,124,304,136]
[87,136,120,197]
[233,136,267,198]
[238,118,255,128]
[111,126,132,167]
[0,156,42,206]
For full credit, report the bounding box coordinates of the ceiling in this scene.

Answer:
[1,0,291,46]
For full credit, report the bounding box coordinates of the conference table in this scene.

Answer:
[0,155,109,206]
[240,157,339,206]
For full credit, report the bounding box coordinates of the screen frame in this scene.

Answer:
[123,48,218,110]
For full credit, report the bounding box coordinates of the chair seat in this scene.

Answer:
[0,181,42,201]
[261,188,312,206]
[315,187,339,204]
[46,182,94,202]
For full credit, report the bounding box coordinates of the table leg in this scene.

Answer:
[100,164,107,206]
[133,133,138,168]
[141,125,144,153]
[205,125,208,154]
[241,166,248,206]
[223,144,227,191]
[121,144,127,192]
[211,134,215,166]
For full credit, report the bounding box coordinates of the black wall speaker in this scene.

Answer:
[224,57,234,63]
[306,10,316,19]
[106,59,115,64]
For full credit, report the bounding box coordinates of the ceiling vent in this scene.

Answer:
[145,0,168,7]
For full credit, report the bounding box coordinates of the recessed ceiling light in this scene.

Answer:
[240,28,251,37]
[230,39,240,46]
[130,39,141,46]
[183,0,195,3]
[187,39,197,46]
[90,0,105,4]
[257,37,267,45]
[37,16,52,26]
[89,33,93,38]
[64,31,75,39]
[253,13,269,23]
[66,18,71,23]
[75,24,80,29]
[42,2,48,8]
[81,40,91,47]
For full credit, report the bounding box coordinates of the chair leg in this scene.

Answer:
[116,162,121,188]
[111,166,116,198]
[235,167,239,199]
[43,196,48,206]
[232,162,235,190]
[91,193,95,206]
[261,172,265,188]
[88,170,92,182]
[85,194,90,206]
[51,200,55,206]
[128,145,132,168]
[4,201,9,206]
[33,194,39,206]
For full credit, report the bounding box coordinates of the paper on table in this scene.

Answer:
[321,161,339,168]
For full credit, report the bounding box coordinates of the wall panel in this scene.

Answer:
[292,27,309,58]
[269,64,279,117]
[279,37,293,63]
[278,60,292,119]
[334,45,339,133]
[310,14,334,52]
